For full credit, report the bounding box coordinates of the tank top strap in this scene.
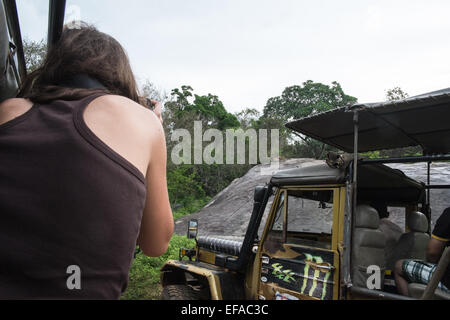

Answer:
[72,93,146,184]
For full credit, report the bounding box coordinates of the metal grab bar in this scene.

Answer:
[421,247,450,300]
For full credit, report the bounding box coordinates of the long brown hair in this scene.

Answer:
[18,22,145,105]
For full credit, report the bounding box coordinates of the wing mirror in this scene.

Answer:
[254,186,268,204]
[187,219,198,239]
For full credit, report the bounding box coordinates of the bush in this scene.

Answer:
[172,196,211,220]
[120,235,195,300]
[167,165,205,207]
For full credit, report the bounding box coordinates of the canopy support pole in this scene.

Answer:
[359,154,450,164]
[3,0,26,80]
[421,247,450,299]
[426,161,432,233]
[48,0,66,49]
[353,109,359,205]
[347,108,359,291]
[427,161,431,204]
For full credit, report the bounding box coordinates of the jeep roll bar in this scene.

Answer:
[220,184,273,271]
[2,0,26,82]
[421,247,450,300]
[1,0,67,95]
[47,0,66,49]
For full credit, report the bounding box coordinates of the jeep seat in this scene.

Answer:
[352,205,386,288]
[388,211,429,270]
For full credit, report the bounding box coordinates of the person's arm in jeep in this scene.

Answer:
[426,238,446,263]
[427,207,450,264]
[137,101,174,257]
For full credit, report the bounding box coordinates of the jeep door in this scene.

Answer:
[257,187,342,300]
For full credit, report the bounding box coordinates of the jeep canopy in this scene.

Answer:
[271,163,425,204]
[285,88,450,155]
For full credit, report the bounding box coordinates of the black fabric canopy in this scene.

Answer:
[285,88,450,155]
[271,163,422,189]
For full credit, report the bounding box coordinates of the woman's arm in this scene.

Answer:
[137,102,174,257]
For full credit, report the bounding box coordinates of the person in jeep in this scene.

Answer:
[394,207,450,295]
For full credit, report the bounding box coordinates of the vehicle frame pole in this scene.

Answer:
[352,109,359,215]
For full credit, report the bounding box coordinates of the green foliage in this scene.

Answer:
[164,86,252,198]
[235,108,260,129]
[167,165,205,207]
[166,86,239,130]
[377,146,422,158]
[172,196,211,220]
[190,94,240,130]
[121,235,196,300]
[263,80,357,121]
[385,87,409,101]
[262,80,356,159]
[283,139,337,159]
[361,151,381,159]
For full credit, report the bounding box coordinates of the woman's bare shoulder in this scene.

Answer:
[0,98,33,110]
[84,94,164,175]
[91,94,162,133]
[0,98,33,125]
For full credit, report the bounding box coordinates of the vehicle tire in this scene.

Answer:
[161,284,205,300]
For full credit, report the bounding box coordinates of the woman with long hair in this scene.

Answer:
[0,23,173,299]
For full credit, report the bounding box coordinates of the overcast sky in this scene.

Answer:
[17,0,450,113]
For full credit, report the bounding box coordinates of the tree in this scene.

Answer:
[23,38,46,73]
[163,86,249,197]
[141,80,170,104]
[385,87,409,101]
[166,165,205,207]
[263,80,357,121]
[166,86,239,131]
[235,108,260,129]
[262,80,357,159]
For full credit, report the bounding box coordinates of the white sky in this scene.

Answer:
[16,0,450,113]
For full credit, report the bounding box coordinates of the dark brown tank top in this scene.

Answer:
[0,94,147,299]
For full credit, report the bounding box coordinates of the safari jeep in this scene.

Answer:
[161,88,450,300]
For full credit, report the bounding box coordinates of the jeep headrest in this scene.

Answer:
[355,205,380,229]
[407,211,428,233]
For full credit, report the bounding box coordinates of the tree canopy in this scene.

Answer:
[167,85,239,130]
[263,80,357,121]
[385,87,409,101]
[260,80,357,159]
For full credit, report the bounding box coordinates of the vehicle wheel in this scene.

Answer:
[161,284,206,300]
